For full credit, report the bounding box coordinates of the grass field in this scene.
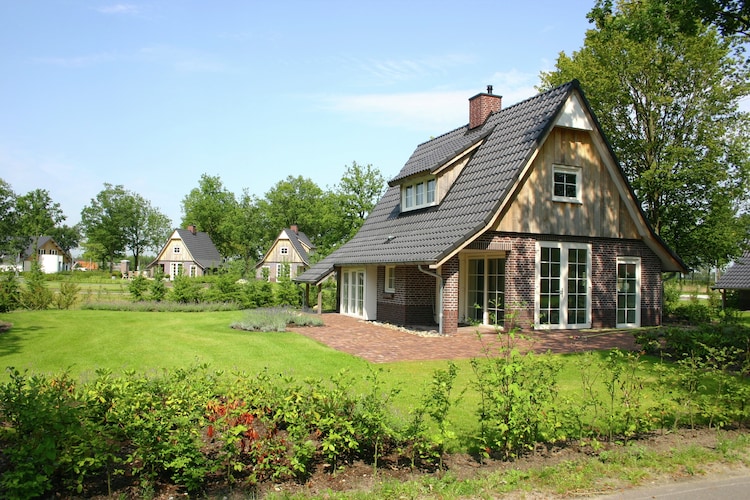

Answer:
[0,308,671,444]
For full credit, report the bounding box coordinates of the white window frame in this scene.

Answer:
[385,266,396,293]
[552,164,582,204]
[616,257,641,328]
[280,246,289,255]
[401,176,437,212]
[174,245,181,253]
[535,241,592,329]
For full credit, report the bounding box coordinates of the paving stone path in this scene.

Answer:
[291,313,640,363]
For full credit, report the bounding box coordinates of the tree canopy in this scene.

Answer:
[541,0,750,270]
[81,184,171,271]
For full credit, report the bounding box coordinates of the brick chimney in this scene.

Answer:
[187,224,196,235]
[469,85,502,129]
[290,224,298,234]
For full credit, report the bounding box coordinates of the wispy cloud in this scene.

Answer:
[345,53,477,86]
[138,45,229,73]
[97,4,140,15]
[320,70,540,132]
[33,53,116,68]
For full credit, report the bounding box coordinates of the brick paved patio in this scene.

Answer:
[290,313,640,363]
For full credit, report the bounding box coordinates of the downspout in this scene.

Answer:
[418,265,444,335]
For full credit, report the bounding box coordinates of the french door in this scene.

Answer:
[467,257,506,326]
[341,269,365,318]
[537,243,591,329]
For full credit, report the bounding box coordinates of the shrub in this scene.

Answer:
[19,263,53,310]
[0,272,20,312]
[128,275,149,301]
[169,274,204,304]
[230,307,323,332]
[149,272,167,302]
[52,281,80,310]
[671,302,712,325]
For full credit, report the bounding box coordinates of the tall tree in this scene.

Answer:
[121,194,172,271]
[16,188,66,257]
[258,175,327,242]
[226,189,269,273]
[0,179,18,258]
[336,161,385,237]
[80,184,169,271]
[180,174,238,257]
[540,0,750,270]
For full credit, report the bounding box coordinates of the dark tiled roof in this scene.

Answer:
[297,80,688,284]
[175,228,222,269]
[715,252,750,290]
[296,82,573,283]
[285,228,314,265]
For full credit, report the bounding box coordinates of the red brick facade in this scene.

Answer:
[373,232,664,332]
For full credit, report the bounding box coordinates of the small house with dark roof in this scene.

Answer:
[256,225,315,282]
[296,81,686,333]
[714,252,750,309]
[21,236,73,273]
[147,225,222,280]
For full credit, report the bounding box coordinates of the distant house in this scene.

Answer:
[714,252,750,309]
[21,236,73,273]
[146,225,222,280]
[296,80,686,333]
[74,260,99,271]
[256,225,315,282]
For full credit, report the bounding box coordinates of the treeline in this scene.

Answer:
[0,161,385,275]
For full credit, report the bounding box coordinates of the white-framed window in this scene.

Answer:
[280,246,289,255]
[50,249,57,255]
[38,249,46,255]
[616,257,641,327]
[401,177,437,212]
[189,265,198,277]
[467,256,506,326]
[552,165,582,203]
[174,246,181,253]
[535,241,591,329]
[385,266,396,293]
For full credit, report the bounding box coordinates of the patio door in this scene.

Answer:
[169,262,182,280]
[467,257,505,326]
[341,269,366,318]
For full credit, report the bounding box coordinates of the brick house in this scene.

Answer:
[255,225,315,282]
[295,81,686,334]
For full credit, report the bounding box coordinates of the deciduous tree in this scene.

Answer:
[180,174,238,257]
[540,0,750,269]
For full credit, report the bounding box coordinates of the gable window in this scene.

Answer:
[385,266,396,293]
[536,242,591,329]
[552,165,582,203]
[174,246,181,253]
[280,246,289,255]
[401,176,437,212]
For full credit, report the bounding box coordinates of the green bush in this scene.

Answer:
[19,263,53,310]
[127,275,149,301]
[169,274,204,303]
[0,272,20,312]
[53,281,80,310]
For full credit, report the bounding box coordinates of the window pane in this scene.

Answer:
[416,182,424,205]
[427,179,436,203]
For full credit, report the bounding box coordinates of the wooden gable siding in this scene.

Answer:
[266,238,305,264]
[495,127,639,239]
[156,235,195,263]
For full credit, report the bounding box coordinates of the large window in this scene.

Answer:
[552,165,582,203]
[342,269,366,318]
[402,177,437,212]
[536,242,591,328]
[617,257,641,327]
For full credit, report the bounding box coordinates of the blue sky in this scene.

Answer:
[0,1,598,227]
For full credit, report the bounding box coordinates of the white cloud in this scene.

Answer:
[320,70,540,132]
[97,4,140,15]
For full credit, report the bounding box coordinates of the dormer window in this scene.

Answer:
[402,177,437,212]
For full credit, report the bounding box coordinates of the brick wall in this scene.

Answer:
[372,233,664,331]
